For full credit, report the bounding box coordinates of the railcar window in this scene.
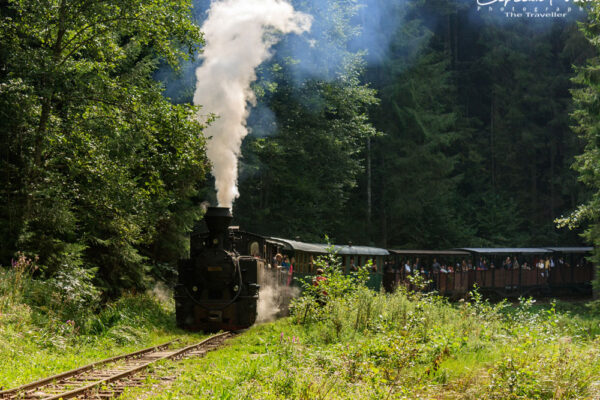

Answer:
[249,241,259,257]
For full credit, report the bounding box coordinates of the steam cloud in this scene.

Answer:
[256,273,299,323]
[194,0,312,208]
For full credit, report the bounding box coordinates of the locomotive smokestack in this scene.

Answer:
[204,207,233,248]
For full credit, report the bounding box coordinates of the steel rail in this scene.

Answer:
[1,332,230,400]
[0,340,178,399]
[41,332,230,400]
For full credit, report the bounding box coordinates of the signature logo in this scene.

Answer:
[476,0,588,17]
[478,0,589,5]
[477,0,549,6]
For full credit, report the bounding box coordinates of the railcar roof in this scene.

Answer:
[268,238,331,254]
[389,249,470,255]
[268,237,389,256]
[544,247,593,253]
[458,247,552,254]
[336,245,389,256]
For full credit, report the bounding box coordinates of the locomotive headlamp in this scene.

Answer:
[192,286,198,292]
[233,285,239,292]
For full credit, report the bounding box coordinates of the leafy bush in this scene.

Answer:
[26,263,100,325]
[289,245,370,325]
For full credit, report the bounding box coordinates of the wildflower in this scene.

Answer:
[66,320,75,326]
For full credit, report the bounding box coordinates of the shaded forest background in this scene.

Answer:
[230,0,594,249]
[2,0,600,294]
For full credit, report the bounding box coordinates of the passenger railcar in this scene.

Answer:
[266,237,388,291]
[384,247,595,298]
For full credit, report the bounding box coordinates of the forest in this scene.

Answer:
[1,0,600,294]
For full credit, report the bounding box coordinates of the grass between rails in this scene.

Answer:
[121,270,600,399]
[0,262,206,390]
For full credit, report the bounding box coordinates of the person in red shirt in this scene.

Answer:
[287,257,294,286]
[313,268,328,304]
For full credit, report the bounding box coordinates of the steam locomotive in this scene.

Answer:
[175,207,263,332]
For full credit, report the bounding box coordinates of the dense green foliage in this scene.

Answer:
[557,3,600,293]
[233,0,593,250]
[0,0,208,293]
[120,260,600,399]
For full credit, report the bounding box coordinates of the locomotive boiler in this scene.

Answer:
[175,207,261,332]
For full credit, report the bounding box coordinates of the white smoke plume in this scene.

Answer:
[194,0,312,208]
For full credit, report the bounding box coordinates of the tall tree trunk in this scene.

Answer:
[490,95,496,191]
[380,154,387,247]
[367,137,372,242]
[550,138,556,220]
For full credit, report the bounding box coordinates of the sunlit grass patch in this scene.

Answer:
[0,264,205,389]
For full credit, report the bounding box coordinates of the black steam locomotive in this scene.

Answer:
[175,207,263,332]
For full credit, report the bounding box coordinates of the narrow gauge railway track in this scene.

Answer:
[0,332,231,400]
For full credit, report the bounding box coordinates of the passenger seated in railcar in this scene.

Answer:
[536,258,548,277]
[384,260,394,273]
[281,255,290,271]
[349,257,358,272]
[477,259,488,270]
[432,258,441,273]
[370,258,378,273]
[513,258,520,270]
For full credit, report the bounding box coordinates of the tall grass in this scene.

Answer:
[281,255,600,399]
[115,254,600,399]
[0,254,204,389]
